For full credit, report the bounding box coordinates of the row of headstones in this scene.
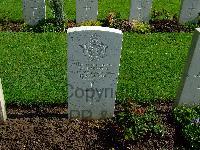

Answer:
[23,0,200,26]
[1,26,200,120]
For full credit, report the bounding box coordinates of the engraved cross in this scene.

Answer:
[83,5,91,17]
[83,5,91,11]
[137,0,143,20]
[32,7,38,17]
[188,2,196,17]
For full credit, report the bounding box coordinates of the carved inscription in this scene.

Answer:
[129,0,152,22]
[137,0,151,20]
[70,110,109,119]
[70,62,114,80]
[187,0,199,17]
[76,0,98,23]
[69,34,115,81]
[179,0,200,24]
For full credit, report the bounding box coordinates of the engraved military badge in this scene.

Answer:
[79,34,108,61]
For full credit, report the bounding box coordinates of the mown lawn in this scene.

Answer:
[0,0,181,21]
[0,32,192,104]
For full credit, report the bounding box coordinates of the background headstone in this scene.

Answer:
[76,0,98,23]
[0,79,7,121]
[179,0,200,24]
[23,0,46,26]
[67,26,123,119]
[176,28,200,105]
[129,0,153,22]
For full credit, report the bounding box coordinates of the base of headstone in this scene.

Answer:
[0,79,7,121]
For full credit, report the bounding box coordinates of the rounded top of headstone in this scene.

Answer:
[67,26,122,34]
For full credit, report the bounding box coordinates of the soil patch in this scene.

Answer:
[0,101,186,150]
[0,19,198,33]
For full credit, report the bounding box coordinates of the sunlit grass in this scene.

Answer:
[0,32,192,104]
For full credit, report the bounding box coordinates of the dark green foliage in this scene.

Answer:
[103,11,124,31]
[119,20,132,32]
[21,19,65,32]
[173,105,200,149]
[116,102,165,141]
[47,0,64,23]
[131,20,151,34]
[184,22,200,33]
[78,20,102,26]
[104,12,121,26]
[104,12,140,33]
[183,124,200,150]
[104,12,150,33]
[151,9,174,21]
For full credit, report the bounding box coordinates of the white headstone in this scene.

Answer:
[76,0,98,23]
[176,28,200,105]
[179,0,200,24]
[129,0,153,22]
[0,79,7,121]
[67,26,123,119]
[23,0,46,26]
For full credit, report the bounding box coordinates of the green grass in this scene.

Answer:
[0,32,67,104]
[118,32,192,103]
[0,0,181,21]
[152,0,181,18]
[0,0,22,21]
[0,32,192,105]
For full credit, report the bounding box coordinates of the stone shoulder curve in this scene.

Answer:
[67,26,122,34]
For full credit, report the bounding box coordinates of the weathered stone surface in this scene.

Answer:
[0,79,7,121]
[176,28,200,105]
[67,26,123,119]
[129,0,152,22]
[179,0,200,24]
[23,0,46,26]
[76,0,98,23]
